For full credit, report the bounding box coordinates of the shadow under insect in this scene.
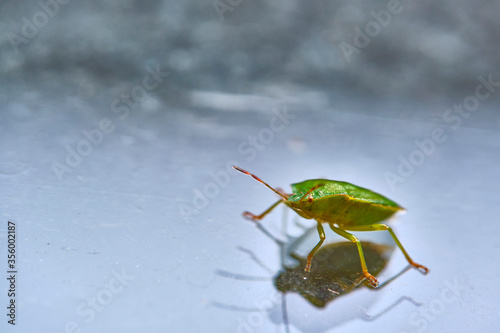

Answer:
[275,241,392,308]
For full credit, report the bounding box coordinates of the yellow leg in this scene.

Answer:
[345,224,429,274]
[243,199,283,221]
[329,223,379,287]
[304,221,326,272]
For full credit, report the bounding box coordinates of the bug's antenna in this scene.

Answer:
[233,166,288,200]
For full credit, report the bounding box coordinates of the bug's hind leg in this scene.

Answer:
[304,221,326,272]
[243,199,283,221]
[345,224,429,274]
[329,223,379,287]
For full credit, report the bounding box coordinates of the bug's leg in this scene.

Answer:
[366,265,412,290]
[329,224,379,287]
[345,224,429,274]
[299,184,324,204]
[243,199,283,221]
[304,221,326,272]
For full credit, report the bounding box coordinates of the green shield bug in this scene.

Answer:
[233,166,429,287]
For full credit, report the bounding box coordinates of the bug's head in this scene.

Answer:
[285,200,315,219]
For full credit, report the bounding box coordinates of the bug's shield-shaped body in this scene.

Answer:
[285,179,404,227]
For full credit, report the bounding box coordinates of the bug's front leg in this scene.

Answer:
[304,221,326,272]
[243,199,283,221]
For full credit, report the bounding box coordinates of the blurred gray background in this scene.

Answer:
[1,1,499,332]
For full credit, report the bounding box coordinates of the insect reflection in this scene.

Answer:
[275,240,392,308]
